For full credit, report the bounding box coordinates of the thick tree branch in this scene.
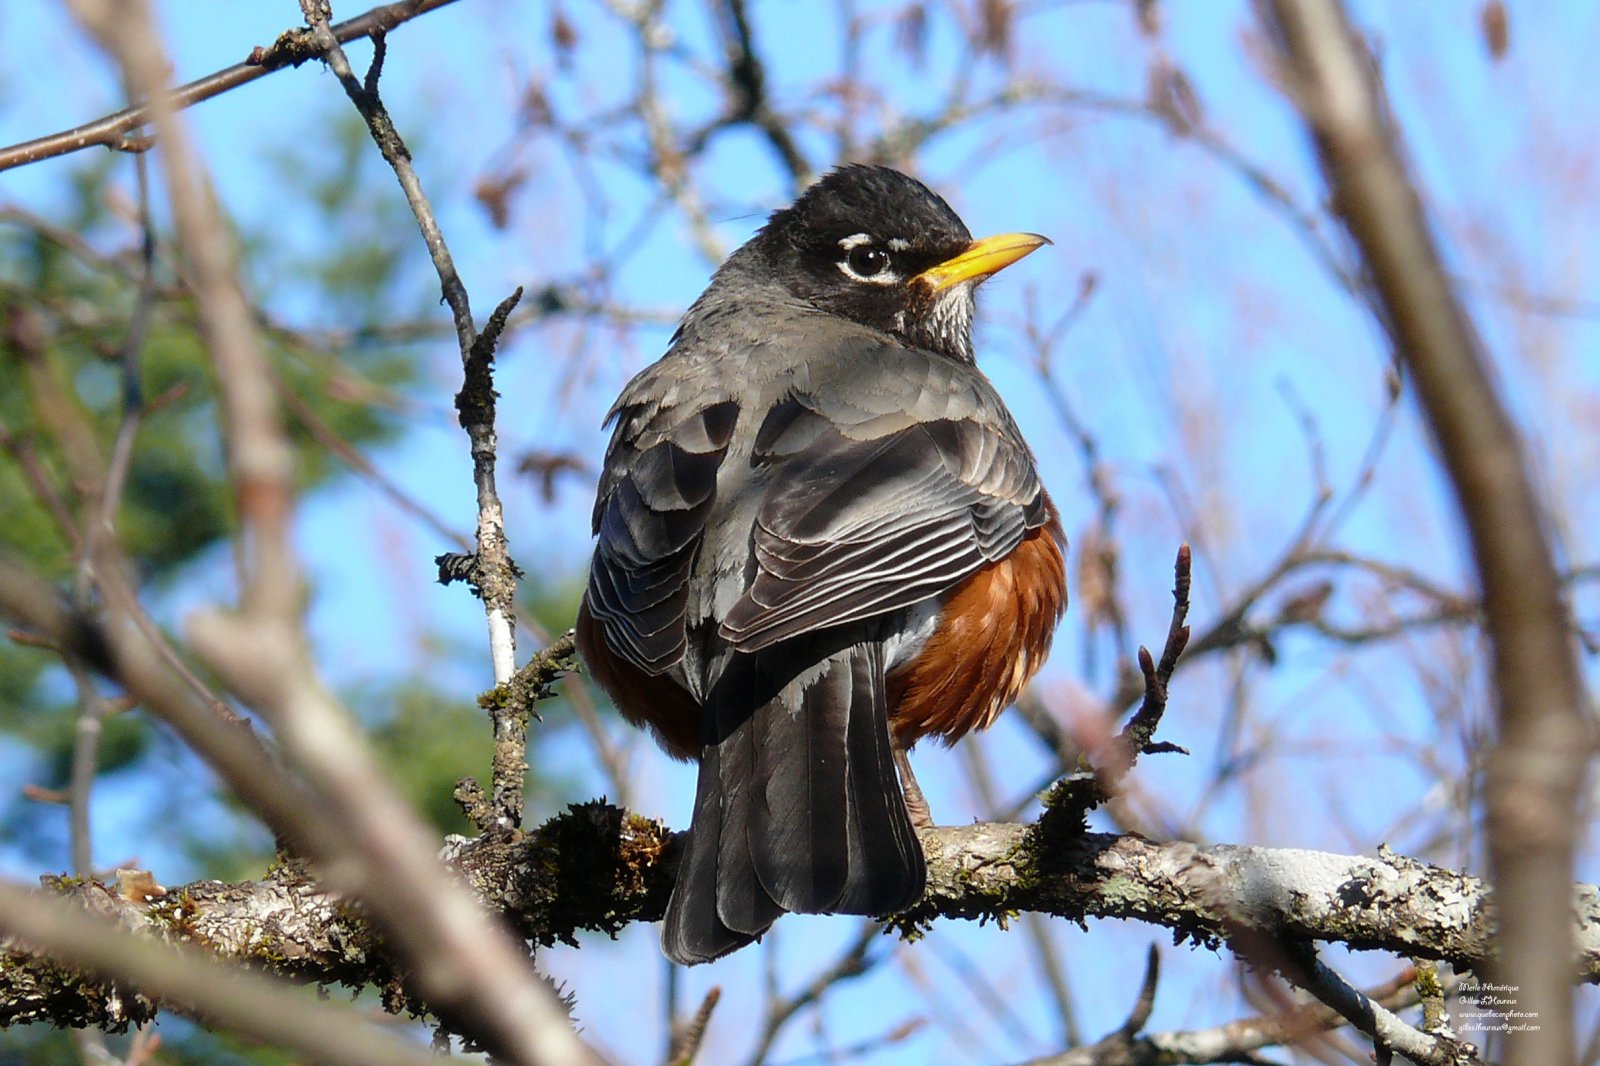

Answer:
[0,879,436,1066]
[1262,3,1594,1063]
[6,803,1599,1034]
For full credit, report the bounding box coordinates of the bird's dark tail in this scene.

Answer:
[662,643,926,965]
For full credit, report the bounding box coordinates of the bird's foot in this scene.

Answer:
[893,745,936,829]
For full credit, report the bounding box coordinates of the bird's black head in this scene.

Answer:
[745,165,1047,362]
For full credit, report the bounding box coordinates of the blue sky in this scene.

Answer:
[3,1,1598,1062]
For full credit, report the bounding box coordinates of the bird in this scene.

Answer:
[577,164,1067,965]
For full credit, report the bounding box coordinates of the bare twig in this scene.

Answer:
[741,925,880,1066]
[1103,543,1193,781]
[272,368,473,552]
[0,0,462,173]
[666,986,722,1066]
[64,151,160,919]
[465,629,579,833]
[76,152,158,599]
[712,0,812,185]
[0,417,81,551]
[633,1,728,265]
[304,13,529,832]
[64,663,108,883]
[1037,545,1191,836]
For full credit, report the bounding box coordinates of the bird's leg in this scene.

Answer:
[892,740,935,829]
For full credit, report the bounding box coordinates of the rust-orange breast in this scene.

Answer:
[887,515,1068,745]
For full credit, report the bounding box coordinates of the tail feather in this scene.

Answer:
[660,643,925,966]
[751,654,851,911]
[836,644,925,912]
[714,715,786,935]
[661,739,778,965]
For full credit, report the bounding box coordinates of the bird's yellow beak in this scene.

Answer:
[913,232,1051,292]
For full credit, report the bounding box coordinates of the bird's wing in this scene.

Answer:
[584,397,740,675]
[721,384,1048,652]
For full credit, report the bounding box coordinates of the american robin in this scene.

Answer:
[577,164,1066,965]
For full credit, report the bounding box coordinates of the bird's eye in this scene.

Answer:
[846,245,891,278]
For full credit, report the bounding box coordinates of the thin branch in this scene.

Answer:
[1290,953,1481,1066]
[712,0,812,185]
[303,16,526,834]
[0,416,81,552]
[272,367,473,552]
[633,0,728,265]
[741,925,880,1066]
[1037,545,1192,836]
[65,150,160,899]
[1105,543,1193,777]
[76,151,158,600]
[463,629,579,834]
[65,662,107,880]
[1016,964,1429,1066]
[0,0,462,173]
[667,986,722,1066]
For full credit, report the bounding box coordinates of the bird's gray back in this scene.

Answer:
[588,286,1042,699]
